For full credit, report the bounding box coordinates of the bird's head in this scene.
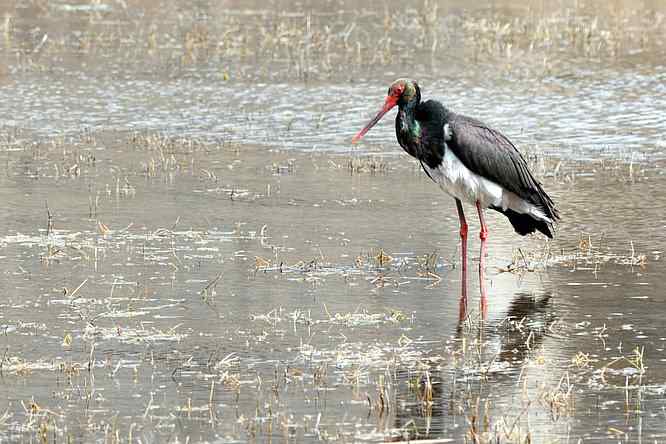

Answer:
[352,79,420,144]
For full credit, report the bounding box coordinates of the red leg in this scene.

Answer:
[476,201,488,319]
[455,199,468,322]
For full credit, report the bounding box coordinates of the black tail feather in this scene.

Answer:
[491,207,554,239]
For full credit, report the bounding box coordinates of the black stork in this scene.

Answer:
[352,79,559,313]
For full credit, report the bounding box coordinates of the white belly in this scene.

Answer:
[422,149,550,222]
[423,149,502,206]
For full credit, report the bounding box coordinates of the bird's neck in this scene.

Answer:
[397,100,421,150]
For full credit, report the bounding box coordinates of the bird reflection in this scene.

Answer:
[388,290,555,442]
[491,291,554,366]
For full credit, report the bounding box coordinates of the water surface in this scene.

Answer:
[0,0,664,442]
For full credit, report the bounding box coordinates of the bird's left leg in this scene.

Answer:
[476,201,488,319]
[455,199,468,323]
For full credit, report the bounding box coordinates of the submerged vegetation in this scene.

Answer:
[0,0,664,442]
[0,128,661,441]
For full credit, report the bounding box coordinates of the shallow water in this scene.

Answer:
[0,0,665,442]
[2,69,665,163]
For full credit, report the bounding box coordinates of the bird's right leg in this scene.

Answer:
[476,201,488,320]
[455,199,468,322]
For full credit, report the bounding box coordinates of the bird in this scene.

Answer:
[352,79,559,311]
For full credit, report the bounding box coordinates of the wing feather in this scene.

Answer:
[448,113,559,221]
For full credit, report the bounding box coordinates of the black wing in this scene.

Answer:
[448,113,559,222]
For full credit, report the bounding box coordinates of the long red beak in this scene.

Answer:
[352,95,398,144]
